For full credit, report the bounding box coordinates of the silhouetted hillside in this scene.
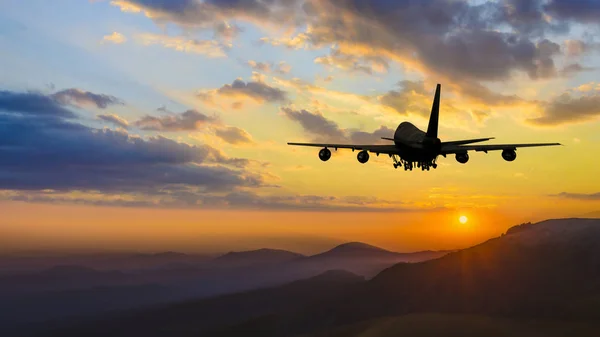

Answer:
[1,241,448,336]
[0,265,130,295]
[40,270,364,337]
[211,248,304,268]
[0,252,211,274]
[41,218,600,337]
[299,242,450,277]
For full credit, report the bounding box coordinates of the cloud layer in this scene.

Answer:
[0,90,259,194]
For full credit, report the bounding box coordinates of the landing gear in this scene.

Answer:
[392,156,438,171]
[392,155,401,169]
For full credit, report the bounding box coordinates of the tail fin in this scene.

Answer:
[426,84,441,138]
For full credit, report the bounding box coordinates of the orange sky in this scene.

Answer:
[1,1,600,255]
[0,200,586,254]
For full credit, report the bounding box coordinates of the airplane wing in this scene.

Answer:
[287,142,399,154]
[441,142,562,154]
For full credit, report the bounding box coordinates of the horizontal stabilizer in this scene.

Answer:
[442,138,494,146]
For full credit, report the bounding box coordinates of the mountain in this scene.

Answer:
[0,252,212,273]
[299,242,450,278]
[40,270,364,337]
[2,242,449,336]
[0,265,131,295]
[211,248,304,268]
[42,218,600,337]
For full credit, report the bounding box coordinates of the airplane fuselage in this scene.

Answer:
[393,122,441,162]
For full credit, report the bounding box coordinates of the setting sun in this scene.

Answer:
[459,215,468,224]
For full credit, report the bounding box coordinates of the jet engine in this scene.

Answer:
[357,150,369,164]
[319,148,331,161]
[502,149,516,161]
[455,153,469,164]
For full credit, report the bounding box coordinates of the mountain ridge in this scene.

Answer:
[44,218,600,337]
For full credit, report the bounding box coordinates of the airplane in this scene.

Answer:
[287,84,561,171]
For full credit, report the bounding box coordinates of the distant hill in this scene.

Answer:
[41,270,364,337]
[43,218,600,337]
[0,252,211,273]
[0,241,448,336]
[0,265,131,295]
[300,242,450,278]
[211,248,304,268]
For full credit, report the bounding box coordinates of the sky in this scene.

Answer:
[1,0,599,255]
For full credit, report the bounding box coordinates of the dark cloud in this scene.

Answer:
[417,34,561,82]
[528,92,600,125]
[545,0,600,23]
[215,79,288,103]
[497,0,568,35]
[0,90,76,119]
[0,89,260,193]
[51,88,124,109]
[282,107,391,143]
[97,114,129,129]
[552,192,600,200]
[348,126,395,144]
[215,126,253,144]
[115,0,587,89]
[135,109,216,131]
[281,107,346,141]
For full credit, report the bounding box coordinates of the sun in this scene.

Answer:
[459,215,468,224]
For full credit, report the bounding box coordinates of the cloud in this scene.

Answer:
[314,48,389,75]
[282,107,346,141]
[102,32,127,44]
[214,126,253,144]
[528,91,600,125]
[113,0,584,91]
[97,114,129,128]
[0,89,261,194]
[564,39,588,57]
[213,78,288,103]
[0,90,76,118]
[247,60,291,74]
[2,188,440,212]
[111,0,304,35]
[51,88,124,109]
[282,107,392,143]
[379,80,430,116]
[1,88,423,212]
[213,21,243,40]
[135,109,216,131]
[137,33,226,57]
[552,192,600,200]
[560,63,595,76]
[348,126,395,144]
[545,0,600,23]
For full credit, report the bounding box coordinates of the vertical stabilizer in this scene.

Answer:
[426,84,441,138]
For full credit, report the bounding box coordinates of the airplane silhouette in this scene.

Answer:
[288,84,561,171]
